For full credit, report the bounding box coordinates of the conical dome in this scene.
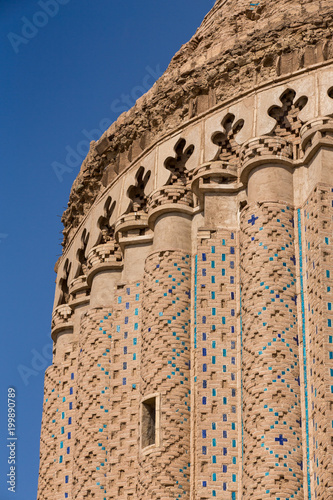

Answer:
[62,0,333,243]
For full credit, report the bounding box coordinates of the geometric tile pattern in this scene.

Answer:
[240,202,303,500]
[38,337,77,500]
[73,308,112,499]
[107,282,141,499]
[195,229,240,499]
[300,184,333,499]
[37,364,59,500]
[139,250,191,499]
[38,191,333,500]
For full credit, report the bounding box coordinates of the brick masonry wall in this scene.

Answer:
[240,203,303,500]
[37,365,59,500]
[299,184,333,499]
[38,340,77,500]
[107,281,141,499]
[139,250,191,499]
[195,229,240,500]
[73,308,112,499]
[39,283,142,500]
[38,99,333,499]
[37,191,333,499]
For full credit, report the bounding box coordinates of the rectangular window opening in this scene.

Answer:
[141,396,157,448]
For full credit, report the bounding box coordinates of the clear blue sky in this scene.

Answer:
[0,0,211,498]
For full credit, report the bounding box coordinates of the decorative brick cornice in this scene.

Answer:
[51,304,74,340]
[114,212,153,248]
[115,212,149,235]
[147,185,194,227]
[300,117,333,162]
[191,161,241,200]
[240,136,293,184]
[86,242,123,286]
[69,275,90,308]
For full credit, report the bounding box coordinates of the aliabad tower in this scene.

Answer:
[38,1,333,499]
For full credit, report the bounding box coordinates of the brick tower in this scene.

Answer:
[38,1,333,498]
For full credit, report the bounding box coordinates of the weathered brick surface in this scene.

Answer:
[73,308,112,498]
[195,229,240,499]
[240,203,303,499]
[139,251,191,499]
[107,282,141,499]
[300,184,333,499]
[37,365,59,500]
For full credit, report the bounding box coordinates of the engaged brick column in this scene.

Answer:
[38,304,77,500]
[137,193,192,499]
[37,365,60,500]
[139,250,191,498]
[299,118,333,499]
[86,241,123,307]
[106,281,142,499]
[240,138,303,499]
[191,162,241,499]
[195,228,240,499]
[114,212,153,283]
[71,240,122,497]
[72,308,112,499]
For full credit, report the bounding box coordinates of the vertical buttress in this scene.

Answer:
[73,308,112,499]
[138,250,191,499]
[240,202,303,499]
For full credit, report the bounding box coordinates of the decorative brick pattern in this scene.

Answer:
[148,186,194,212]
[192,161,238,184]
[300,117,333,154]
[195,229,240,499]
[51,304,74,332]
[299,184,333,499]
[269,88,307,158]
[69,275,90,305]
[38,341,77,500]
[240,136,293,166]
[73,308,112,499]
[37,365,60,500]
[212,114,244,165]
[107,282,141,499]
[37,2,333,494]
[240,203,303,499]
[139,251,191,499]
[54,346,77,500]
[115,212,149,234]
[86,242,122,271]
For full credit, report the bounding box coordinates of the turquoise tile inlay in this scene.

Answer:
[297,208,311,500]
